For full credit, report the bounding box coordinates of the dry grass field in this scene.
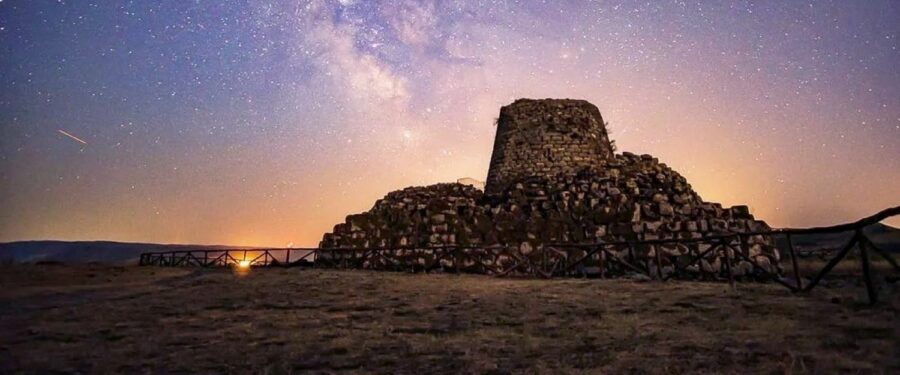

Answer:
[1,264,898,374]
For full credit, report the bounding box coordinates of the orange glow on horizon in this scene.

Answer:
[2,2,898,246]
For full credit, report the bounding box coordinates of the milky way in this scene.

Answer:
[1,1,898,246]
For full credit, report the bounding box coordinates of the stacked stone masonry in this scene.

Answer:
[485,99,614,195]
[320,98,780,279]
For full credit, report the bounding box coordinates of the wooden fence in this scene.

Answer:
[140,206,899,304]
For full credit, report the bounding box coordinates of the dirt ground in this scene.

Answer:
[0,264,897,374]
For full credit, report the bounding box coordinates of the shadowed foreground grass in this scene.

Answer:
[0,264,897,373]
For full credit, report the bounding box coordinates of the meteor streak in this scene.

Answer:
[57,129,88,145]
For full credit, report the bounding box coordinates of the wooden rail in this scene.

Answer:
[140,206,899,305]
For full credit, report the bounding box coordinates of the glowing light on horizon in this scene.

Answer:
[0,1,897,245]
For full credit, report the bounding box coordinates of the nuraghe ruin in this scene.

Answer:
[319,98,780,278]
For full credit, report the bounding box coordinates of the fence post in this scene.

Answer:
[738,233,752,280]
[786,233,802,290]
[722,238,736,290]
[542,246,548,275]
[619,242,631,277]
[626,242,636,267]
[654,243,663,280]
[858,230,878,305]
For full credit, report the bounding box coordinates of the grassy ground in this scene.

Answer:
[0,264,897,374]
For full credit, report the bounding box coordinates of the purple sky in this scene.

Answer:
[1,1,898,246]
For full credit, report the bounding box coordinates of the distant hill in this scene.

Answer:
[865,223,900,251]
[775,223,900,254]
[0,241,254,265]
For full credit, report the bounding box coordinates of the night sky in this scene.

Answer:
[1,1,898,247]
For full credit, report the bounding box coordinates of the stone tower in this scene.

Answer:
[320,98,780,279]
[484,98,614,195]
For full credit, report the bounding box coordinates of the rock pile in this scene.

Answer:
[321,183,485,249]
[319,99,780,279]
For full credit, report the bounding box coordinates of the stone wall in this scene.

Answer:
[319,98,780,279]
[484,99,614,195]
[320,153,780,278]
